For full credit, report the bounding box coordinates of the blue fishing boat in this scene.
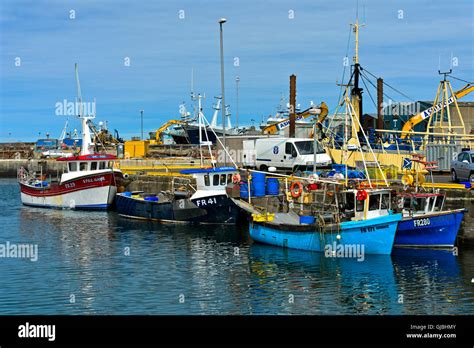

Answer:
[394,192,466,248]
[238,188,402,255]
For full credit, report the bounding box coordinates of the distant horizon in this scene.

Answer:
[1,0,473,142]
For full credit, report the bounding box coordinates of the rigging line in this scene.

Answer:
[450,75,474,84]
[336,25,354,110]
[360,70,397,103]
[359,71,411,124]
[360,74,377,110]
[361,67,416,102]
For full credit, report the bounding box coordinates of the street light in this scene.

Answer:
[218,17,227,165]
[140,109,144,140]
[235,76,240,129]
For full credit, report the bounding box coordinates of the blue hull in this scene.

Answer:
[394,210,465,248]
[249,213,401,255]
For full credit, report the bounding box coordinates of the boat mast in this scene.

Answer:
[350,15,364,140]
[210,96,221,128]
[75,63,94,155]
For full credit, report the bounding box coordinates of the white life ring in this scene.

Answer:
[307,173,319,184]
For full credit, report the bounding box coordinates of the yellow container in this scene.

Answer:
[124,140,149,158]
[252,213,275,222]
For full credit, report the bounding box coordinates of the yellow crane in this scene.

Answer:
[152,120,185,145]
[400,83,474,139]
[262,102,328,135]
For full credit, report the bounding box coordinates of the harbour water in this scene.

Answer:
[1,178,473,315]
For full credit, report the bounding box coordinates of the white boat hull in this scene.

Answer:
[20,185,116,209]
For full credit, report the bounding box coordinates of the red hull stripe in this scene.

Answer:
[20,173,115,197]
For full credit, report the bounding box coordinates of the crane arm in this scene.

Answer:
[262,102,327,135]
[155,120,185,144]
[400,83,474,139]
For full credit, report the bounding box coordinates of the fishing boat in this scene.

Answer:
[239,184,401,255]
[17,64,123,210]
[116,92,240,224]
[18,118,123,209]
[391,154,466,248]
[115,166,240,224]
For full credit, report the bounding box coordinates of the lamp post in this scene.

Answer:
[218,18,227,165]
[235,76,240,129]
[140,109,144,140]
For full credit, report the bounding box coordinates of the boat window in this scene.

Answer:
[69,162,77,172]
[99,162,106,170]
[227,174,233,184]
[220,174,226,185]
[90,162,98,170]
[369,194,381,211]
[356,199,364,212]
[108,161,114,169]
[434,196,444,211]
[381,193,390,210]
[403,198,411,209]
[413,198,426,212]
[79,162,88,171]
[344,192,355,211]
[427,197,435,212]
[213,174,219,186]
[204,175,210,186]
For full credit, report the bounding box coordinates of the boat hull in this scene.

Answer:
[116,193,240,224]
[249,214,402,255]
[394,210,465,248]
[19,172,117,210]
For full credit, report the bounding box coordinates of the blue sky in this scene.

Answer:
[1,0,473,141]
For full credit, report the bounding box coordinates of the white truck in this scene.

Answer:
[242,137,332,172]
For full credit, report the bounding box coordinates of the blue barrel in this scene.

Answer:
[300,215,315,224]
[266,178,280,195]
[240,183,254,199]
[252,172,266,197]
[144,196,159,201]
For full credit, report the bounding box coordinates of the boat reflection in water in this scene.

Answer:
[248,244,466,315]
[248,243,399,314]
[11,205,471,315]
[391,248,464,314]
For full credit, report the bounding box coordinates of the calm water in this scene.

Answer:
[1,178,473,315]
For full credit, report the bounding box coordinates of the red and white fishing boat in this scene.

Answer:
[18,64,123,210]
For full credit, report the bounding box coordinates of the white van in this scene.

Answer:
[243,137,332,172]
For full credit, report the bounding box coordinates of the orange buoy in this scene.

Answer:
[290,181,303,198]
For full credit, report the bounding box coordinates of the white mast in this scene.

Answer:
[210,96,221,128]
[75,63,94,155]
[226,104,232,129]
